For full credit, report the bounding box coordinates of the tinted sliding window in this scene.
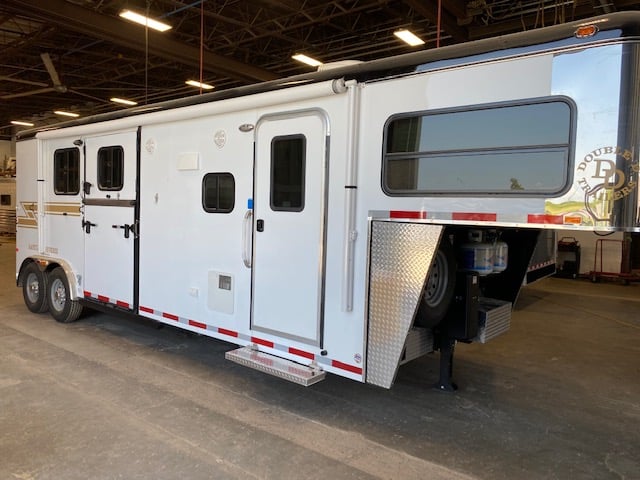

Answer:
[383,98,574,195]
[202,173,235,213]
[271,135,306,212]
[97,146,124,191]
[54,148,80,195]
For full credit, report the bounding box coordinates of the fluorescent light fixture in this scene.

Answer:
[54,110,80,118]
[110,97,138,106]
[292,54,323,67]
[11,120,34,127]
[185,80,214,90]
[394,29,425,46]
[119,9,172,32]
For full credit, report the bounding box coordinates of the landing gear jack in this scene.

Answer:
[435,336,458,392]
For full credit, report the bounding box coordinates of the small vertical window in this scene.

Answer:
[54,148,80,195]
[202,173,235,213]
[271,135,306,212]
[97,146,124,191]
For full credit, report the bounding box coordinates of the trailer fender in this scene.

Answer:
[17,256,81,301]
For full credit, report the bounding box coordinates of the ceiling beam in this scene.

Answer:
[402,0,468,43]
[2,0,278,83]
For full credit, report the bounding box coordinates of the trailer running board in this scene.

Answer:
[225,346,326,386]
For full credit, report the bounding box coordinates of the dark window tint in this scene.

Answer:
[97,146,124,191]
[54,148,80,195]
[271,135,306,212]
[202,173,235,213]
[384,99,574,195]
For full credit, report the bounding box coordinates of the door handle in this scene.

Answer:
[82,219,96,234]
[256,219,264,232]
[112,224,131,239]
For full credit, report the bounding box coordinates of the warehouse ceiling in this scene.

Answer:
[1,0,639,140]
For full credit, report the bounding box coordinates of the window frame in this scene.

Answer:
[53,147,80,195]
[270,134,307,212]
[97,145,125,192]
[202,172,235,213]
[381,96,576,197]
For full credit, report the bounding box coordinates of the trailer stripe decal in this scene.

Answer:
[251,336,275,348]
[527,214,564,224]
[97,294,109,302]
[188,320,206,329]
[162,312,179,321]
[140,306,154,314]
[390,210,427,219]
[332,359,362,375]
[218,328,239,338]
[116,300,130,308]
[288,347,315,360]
[452,212,497,221]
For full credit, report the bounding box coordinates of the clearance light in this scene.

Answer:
[119,9,172,32]
[54,110,80,118]
[575,24,599,38]
[11,120,34,127]
[394,29,425,46]
[292,54,323,67]
[186,80,214,90]
[110,97,138,106]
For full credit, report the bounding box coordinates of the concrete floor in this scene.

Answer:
[1,238,639,480]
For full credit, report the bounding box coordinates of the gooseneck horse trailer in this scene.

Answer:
[15,13,640,390]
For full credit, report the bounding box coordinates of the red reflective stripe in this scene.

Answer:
[83,291,92,298]
[452,212,497,222]
[162,312,179,321]
[218,328,238,338]
[527,214,563,225]
[139,306,154,314]
[97,295,109,303]
[251,336,274,348]
[390,210,426,219]
[188,320,206,329]
[288,347,314,360]
[331,360,362,375]
[116,300,129,308]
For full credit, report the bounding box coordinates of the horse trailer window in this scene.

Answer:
[383,99,574,195]
[54,148,80,195]
[97,146,124,191]
[271,135,306,212]
[202,173,235,213]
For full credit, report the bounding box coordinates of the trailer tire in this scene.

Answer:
[415,239,456,328]
[22,262,49,313]
[48,267,83,323]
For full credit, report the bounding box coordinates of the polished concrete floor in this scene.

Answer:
[1,237,639,480]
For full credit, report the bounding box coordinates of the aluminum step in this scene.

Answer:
[225,346,326,386]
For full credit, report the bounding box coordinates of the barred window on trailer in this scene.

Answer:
[202,173,235,213]
[97,146,124,191]
[271,135,306,212]
[54,148,80,195]
[383,98,574,195]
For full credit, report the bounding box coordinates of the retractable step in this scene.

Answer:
[225,346,326,386]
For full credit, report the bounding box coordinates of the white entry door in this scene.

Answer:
[252,111,328,346]
[83,130,138,310]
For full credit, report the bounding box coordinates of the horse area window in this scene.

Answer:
[54,148,80,195]
[97,146,124,191]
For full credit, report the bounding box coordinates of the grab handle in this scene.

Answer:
[242,209,253,268]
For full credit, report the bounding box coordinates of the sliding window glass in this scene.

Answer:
[202,173,235,213]
[383,98,574,195]
[54,148,80,195]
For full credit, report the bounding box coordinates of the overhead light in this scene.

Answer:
[394,29,425,46]
[292,54,323,67]
[11,120,34,127]
[119,9,172,32]
[110,97,138,106]
[54,110,80,118]
[186,80,214,90]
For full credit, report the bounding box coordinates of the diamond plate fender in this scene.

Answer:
[366,221,444,388]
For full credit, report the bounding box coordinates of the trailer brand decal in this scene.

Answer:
[17,202,81,229]
[577,146,639,223]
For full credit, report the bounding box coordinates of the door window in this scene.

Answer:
[53,148,80,195]
[271,135,306,212]
[97,146,124,191]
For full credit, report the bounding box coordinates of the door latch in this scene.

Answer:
[256,219,264,232]
[112,224,132,239]
[82,219,97,234]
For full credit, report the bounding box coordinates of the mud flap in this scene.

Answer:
[365,221,443,388]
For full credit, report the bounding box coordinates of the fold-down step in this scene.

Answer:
[225,346,326,386]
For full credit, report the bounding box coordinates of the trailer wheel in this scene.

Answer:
[415,239,456,328]
[22,262,49,313]
[48,267,83,323]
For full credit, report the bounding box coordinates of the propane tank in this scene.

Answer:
[460,229,494,276]
[493,233,509,273]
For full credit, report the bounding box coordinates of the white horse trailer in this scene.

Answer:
[16,13,640,390]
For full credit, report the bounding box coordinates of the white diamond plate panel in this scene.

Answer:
[366,221,443,388]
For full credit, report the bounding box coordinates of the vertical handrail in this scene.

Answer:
[242,209,253,268]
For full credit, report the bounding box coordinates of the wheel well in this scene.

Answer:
[17,258,68,292]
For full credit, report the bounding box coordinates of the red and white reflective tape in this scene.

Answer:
[138,305,363,376]
[83,290,130,309]
[371,210,576,226]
